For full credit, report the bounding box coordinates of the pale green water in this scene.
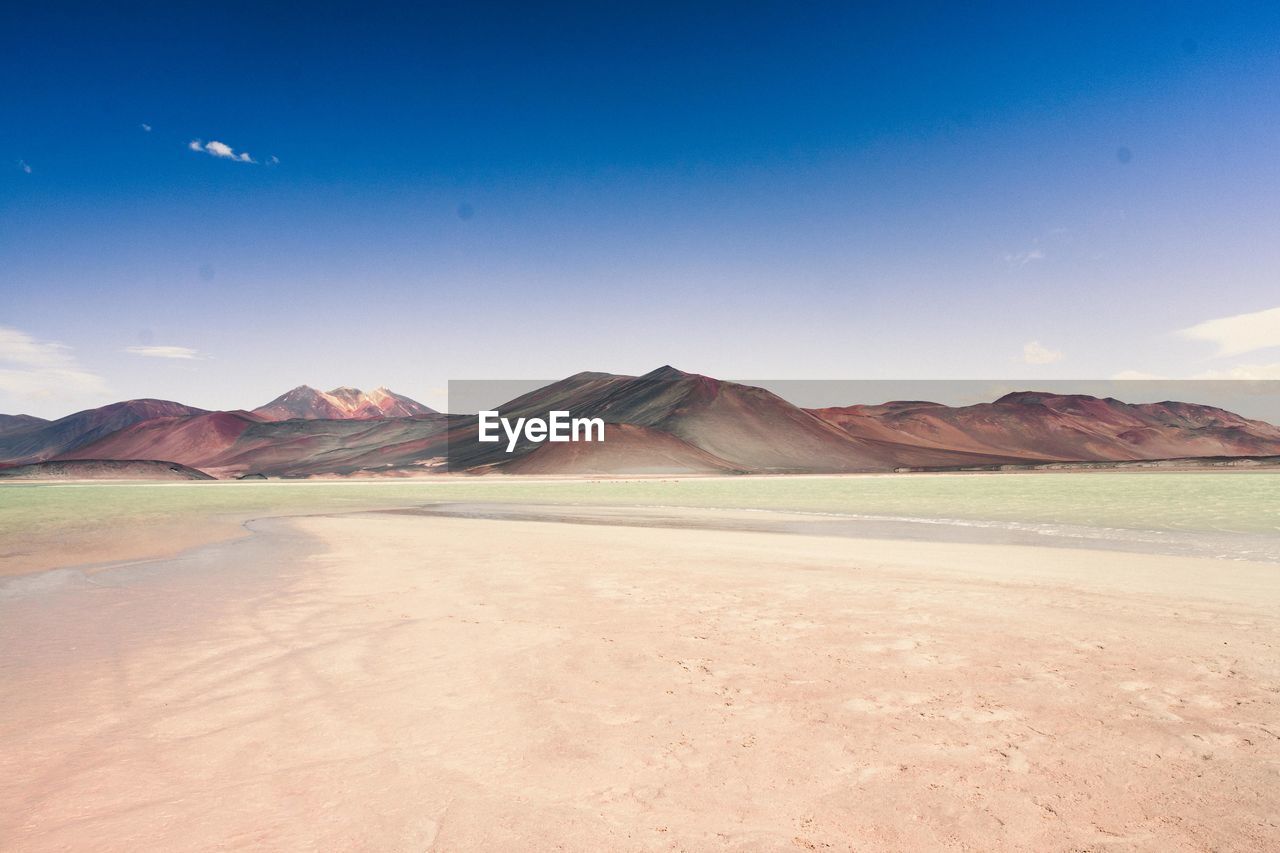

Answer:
[3,473,1276,544]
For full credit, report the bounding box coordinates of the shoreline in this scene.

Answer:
[3,469,1277,579]
[4,494,1276,586]
[4,463,1280,486]
[15,497,1278,604]
[384,501,1280,563]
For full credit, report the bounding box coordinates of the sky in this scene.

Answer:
[3,1,1280,418]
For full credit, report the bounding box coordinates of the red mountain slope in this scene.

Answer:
[67,411,454,478]
[63,411,265,466]
[0,399,208,465]
[810,392,1280,462]
[500,423,745,475]
[481,366,912,472]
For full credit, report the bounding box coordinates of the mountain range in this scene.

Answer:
[2,369,1279,478]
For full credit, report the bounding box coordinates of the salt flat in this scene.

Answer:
[2,493,1278,850]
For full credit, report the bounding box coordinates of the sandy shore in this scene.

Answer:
[0,513,252,578]
[2,510,1278,850]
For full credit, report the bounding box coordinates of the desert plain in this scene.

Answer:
[1,474,1278,851]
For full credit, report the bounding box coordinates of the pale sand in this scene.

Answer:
[2,512,1279,851]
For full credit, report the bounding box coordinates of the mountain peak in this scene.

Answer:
[642,365,695,381]
[995,391,1061,406]
[253,386,436,421]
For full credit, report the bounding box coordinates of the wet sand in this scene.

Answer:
[2,509,1279,850]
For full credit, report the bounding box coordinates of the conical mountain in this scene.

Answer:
[252,385,436,420]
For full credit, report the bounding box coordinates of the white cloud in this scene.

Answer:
[124,345,203,360]
[204,141,236,158]
[1001,248,1045,267]
[1021,340,1063,365]
[268,155,280,165]
[1178,305,1280,358]
[1190,363,1280,380]
[0,326,108,400]
[140,123,152,132]
[18,160,32,174]
[187,139,256,163]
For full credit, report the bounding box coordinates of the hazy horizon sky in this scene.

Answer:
[4,2,1280,418]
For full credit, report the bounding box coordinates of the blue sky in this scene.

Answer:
[3,1,1280,417]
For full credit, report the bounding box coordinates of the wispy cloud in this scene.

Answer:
[140,123,152,132]
[124,345,204,360]
[188,139,255,163]
[1021,340,1063,365]
[0,326,108,400]
[1178,305,1280,358]
[17,160,32,174]
[1000,227,1074,268]
[1001,248,1044,267]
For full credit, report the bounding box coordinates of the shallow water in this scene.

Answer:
[2,472,1277,563]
